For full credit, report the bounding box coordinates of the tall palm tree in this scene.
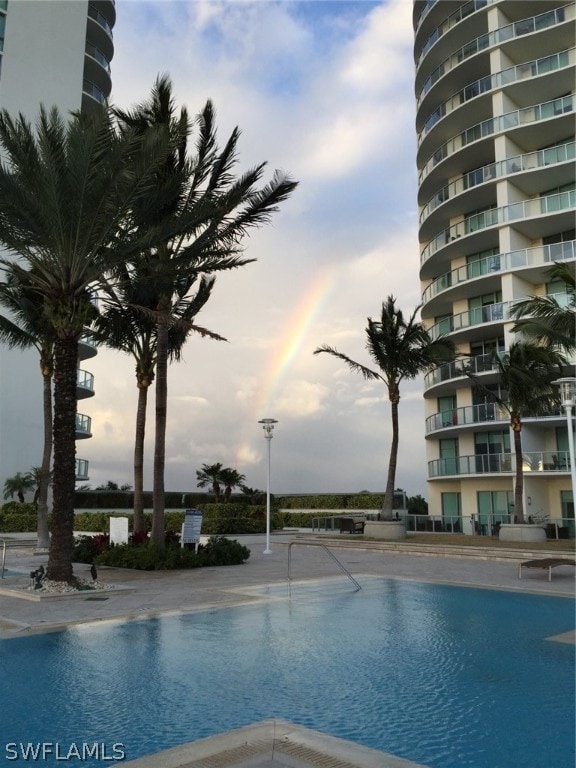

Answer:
[510,262,575,353]
[0,270,56,549]
[314,296,455,519]
[196,463,224,502]
[219,468,246,502]
[467,341,566,523]
[0,104,177,582]
[114,75,297,546]
[94,263,225,533]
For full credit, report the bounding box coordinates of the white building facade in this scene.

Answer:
[413,0,575,536]
[0,0,115,485]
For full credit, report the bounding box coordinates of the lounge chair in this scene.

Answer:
[339,517,365,534]
[518,558,576,582]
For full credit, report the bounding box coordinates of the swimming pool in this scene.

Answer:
[0,577,573,767]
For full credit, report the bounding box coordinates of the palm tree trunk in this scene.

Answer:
[47,336,78,583]
[513,423,525,523]
[133,383,149,534]
[151,321,168,547]
[382,398,399,520]
[36,368,52,550]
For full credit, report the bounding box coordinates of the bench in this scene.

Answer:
[339,517,365,535]
[518,558,576,582]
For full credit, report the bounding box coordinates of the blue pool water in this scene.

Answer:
[0,578,573,768]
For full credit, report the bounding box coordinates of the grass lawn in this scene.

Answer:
[331,532,575,552]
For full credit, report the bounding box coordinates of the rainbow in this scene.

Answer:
[234,267,336,466]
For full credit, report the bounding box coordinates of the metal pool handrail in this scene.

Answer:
[1,538,6,578]
[287,541,362,592]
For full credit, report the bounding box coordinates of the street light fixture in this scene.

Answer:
[258,418,278,554]
[553,377,576,499]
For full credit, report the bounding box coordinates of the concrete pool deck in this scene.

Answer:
[1,532,574,767]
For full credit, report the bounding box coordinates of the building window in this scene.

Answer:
[477,490,514,531]
[441,492,461,532]
[439,438,459,475]
[474,431,510,472]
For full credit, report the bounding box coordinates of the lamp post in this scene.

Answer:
[258,418,277,554]
[553,378,576,498]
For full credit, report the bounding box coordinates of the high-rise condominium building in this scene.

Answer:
[413,0,575,535]
[0,0,115,486]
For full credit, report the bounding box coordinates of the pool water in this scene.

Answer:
[0,578,573,768]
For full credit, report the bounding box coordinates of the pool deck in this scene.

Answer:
[1,531,574,768]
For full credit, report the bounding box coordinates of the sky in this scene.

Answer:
[83,0,426,497]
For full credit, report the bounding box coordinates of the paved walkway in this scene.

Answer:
[1,532,574,768]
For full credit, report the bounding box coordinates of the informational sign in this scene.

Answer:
[109,517,129,545]
[181,508,203,549]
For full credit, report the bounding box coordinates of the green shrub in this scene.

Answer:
[278,495,347,509]
[72,534,110,563]
[93,536,250,570]
[346,494,382,509]
[0,512,39,532]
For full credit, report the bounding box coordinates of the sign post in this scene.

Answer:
[181,508,203,552]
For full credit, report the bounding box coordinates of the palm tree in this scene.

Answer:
[510,262,575,353]
[94,263,225,533]
[0,270,56,549]
[114,75,297,547]
[3,472,35,503]
[196,463,224,502]
[314,296,455,519]
[467,341,566,523]
[219,468,247,502]
[0,104,178,582]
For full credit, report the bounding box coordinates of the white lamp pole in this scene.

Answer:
[258,418,277,554]
[553,378,576,499]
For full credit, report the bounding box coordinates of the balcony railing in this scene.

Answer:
[85,42,111,73]
[428,293,571,341]
[418,49,573,145]
[425,352,497,388]
[429,450,570,477]
[420,141,575,224]
[77,369,95,392]
[88,4,113,38]
[414,0,440,33]
[75,413,92,436]
[425,402,510,432]
[418,3,572,102]
[418,0,491,65]
[419,94,574,185]
[75,459,89,481]
[421,187,576,266]
[82,79,106,104]
[422,240,576,304]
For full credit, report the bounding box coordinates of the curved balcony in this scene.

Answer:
[76,459,90,482]
[87,4,114,62]
[75,413,92,439]
[77,369,95,400]
[418,94,573,187]
[420,188,576,269]
[417,48,573,146]
[82,79,106,106]
[425,352,497,391]
[426,402,509,434]
[84,42,112,99]
[419,140,575,226]
[428,450,570,478]
[416,3,573,102]
[413,0,440,35]
[78,334,97,361]
[417,0,492,69]
[421,240,576,307]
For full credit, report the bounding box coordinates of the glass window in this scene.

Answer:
[440,438,459,474]
[477,490,514,530]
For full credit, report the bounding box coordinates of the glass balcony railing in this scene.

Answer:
[76,459,89,481]
[420,141,575,224]
[418,3,572,102]
[422,240,576,304]
[425,402,510,432]
[421,188,576,266]
[429,301,513,341]
[418,0,490,65]
[82,79,106,104]
[418,49,573,146]
[88,4,113,38]
[77,369,94,391]
[429,450,570,477]
[85,42,111,74]
[425,352,497,388]
[419,95,574,185]
[414,0,440,33]
[75,413,92,436]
